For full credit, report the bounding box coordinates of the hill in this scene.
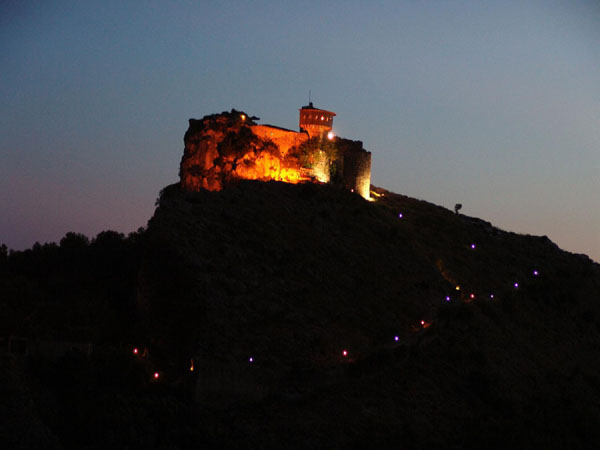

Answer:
[2,180,600,449]
[140,181,600,449]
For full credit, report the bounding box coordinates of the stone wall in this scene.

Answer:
[342,150,372,200]
[179,111,306,192]
[250,125,307,156]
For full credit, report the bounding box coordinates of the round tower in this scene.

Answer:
[299,102,336,138]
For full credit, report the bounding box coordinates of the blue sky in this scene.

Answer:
[1,0,599,261]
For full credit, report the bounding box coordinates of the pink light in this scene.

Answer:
[533,270,539,276]
[398,213,403,218]
[133,348,138,355]
[490,294,494,299]
[470,293,475,299]
[249,357,254,363]
[394,336,399,342]
[471,244,476,249]
[153,372,159,379]
[342,350,349,357]
[420,320,425,326]
[445,296,451,302]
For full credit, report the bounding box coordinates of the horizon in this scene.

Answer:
[1,0,599,262]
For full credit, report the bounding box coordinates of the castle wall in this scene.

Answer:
[250,125,307,156]
[307,149,331,183]
[342,150,372,200]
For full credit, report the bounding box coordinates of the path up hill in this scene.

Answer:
[139,180,600,449]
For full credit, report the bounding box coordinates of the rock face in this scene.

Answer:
[180,109,308,192]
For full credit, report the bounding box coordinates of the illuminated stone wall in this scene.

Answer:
[180,111,306,192]
[342,150,372,200]
[308,149,331,183]
[250,125,308,156]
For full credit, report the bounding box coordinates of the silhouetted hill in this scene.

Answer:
[139,181,600,449]
[2,181,600,449]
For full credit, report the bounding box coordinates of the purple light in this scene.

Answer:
[394,336,399,342]
[398,213,403,219]
[514,282,519,288]
[533,270,539,276]
[249,357,254,363]
[445,296,451,302]
[471,243,476,249]
[490,294,494,299]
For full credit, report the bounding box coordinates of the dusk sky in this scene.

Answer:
[1,0,599,261]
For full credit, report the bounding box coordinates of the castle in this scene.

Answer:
[179,103,372,199]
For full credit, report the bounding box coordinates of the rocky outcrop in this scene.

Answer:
[179,109,307,192]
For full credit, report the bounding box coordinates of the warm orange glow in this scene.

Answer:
[241,114,246,121]
[455,285,461,291]
[233,152,306,185]
[327,131,335,140]
[190,359,194,372]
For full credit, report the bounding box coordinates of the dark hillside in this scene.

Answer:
[139,181,600,449]
[2,181,599,449]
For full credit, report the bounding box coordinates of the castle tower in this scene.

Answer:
[299,102,336,138]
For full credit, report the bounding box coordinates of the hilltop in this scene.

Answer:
[2,180,600,449]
